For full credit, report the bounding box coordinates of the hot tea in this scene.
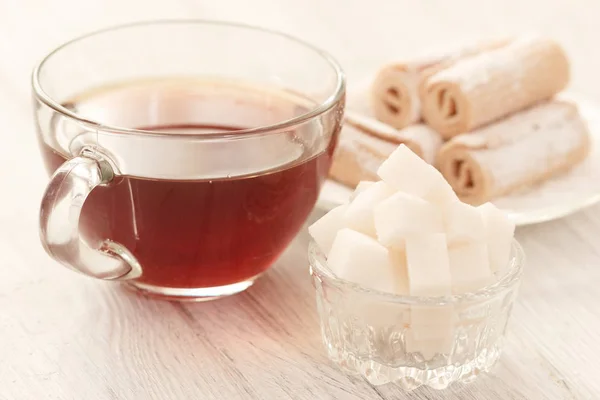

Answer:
[39,79,340,292]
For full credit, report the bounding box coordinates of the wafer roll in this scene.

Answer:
[346,111,443,164]
[436,101,590,205]
[329,121,398,188]
[422,36,570,138]
[370,39,509,129]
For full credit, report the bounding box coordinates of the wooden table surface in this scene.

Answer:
[1,1,600,399]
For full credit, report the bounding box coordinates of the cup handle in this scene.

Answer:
[39,147,142,281]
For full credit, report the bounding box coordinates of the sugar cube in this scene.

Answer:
[350,180,375,201]
[448,241,494,294]
[308,204,348,255]
[377,144,456,204]
[405,234,452,296]
[478,202,515,274]
[374,192,444,249]
[327,228,403,294]
[344,181,395,237]
[389,250,410,295]
[443,200,486,245]
[425,179,459,206]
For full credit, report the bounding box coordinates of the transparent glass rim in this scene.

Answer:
[309,238,525,305]
[31,19,346,140]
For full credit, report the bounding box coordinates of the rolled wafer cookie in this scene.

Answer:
[328,119,397,188]
[436,100,590,205]
[345,111,442,164]
[422,36,570,138]
[370,39,509,130]
[329,113,443,187]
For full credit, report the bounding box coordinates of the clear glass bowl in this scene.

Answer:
[309,239,524,391]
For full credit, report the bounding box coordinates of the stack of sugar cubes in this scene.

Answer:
[309,145,515,358]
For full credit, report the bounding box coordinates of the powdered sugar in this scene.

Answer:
[426,36,551,92]
[452,101,579,149]
[426,41,530,92]
[393,124,443,164]
[404,37,509,73]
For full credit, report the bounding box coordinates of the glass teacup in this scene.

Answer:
[33,21,345,301]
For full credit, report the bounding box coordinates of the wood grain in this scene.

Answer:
[2,0,600,399]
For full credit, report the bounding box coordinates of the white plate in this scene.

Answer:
[317,95,600,226]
